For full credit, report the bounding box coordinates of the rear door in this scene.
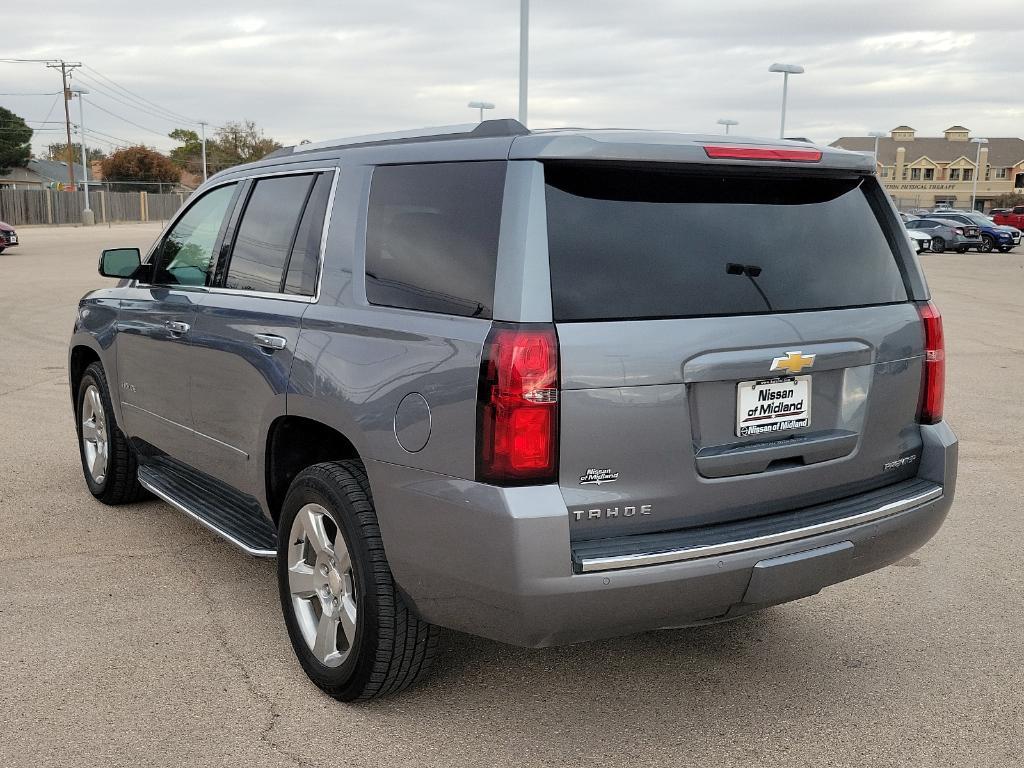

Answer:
[117,182,239,459]
[189,170,336,496]
[543,163,925,541]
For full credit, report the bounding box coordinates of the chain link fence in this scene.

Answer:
[0,188,190,226]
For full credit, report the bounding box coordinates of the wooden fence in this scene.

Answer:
[0,188,189,226]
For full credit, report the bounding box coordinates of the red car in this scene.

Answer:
[0,221,18,253]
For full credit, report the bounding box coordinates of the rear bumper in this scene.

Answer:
[368,421,957,648]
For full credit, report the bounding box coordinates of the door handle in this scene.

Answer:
[165,320,191,335]
[254,333,287,351]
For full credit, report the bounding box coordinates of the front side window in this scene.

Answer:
[364,161,506,318]
[225,174,316,293]
[153,183,237,286]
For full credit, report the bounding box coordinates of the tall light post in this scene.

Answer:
[768,63,804,139]
[199,120,209,183]
[468,101,496,123]
[971,137,988,211]
[868,131,886,174]
[69,83,94,225]
[518,0,529,125]
[717,118,739,135]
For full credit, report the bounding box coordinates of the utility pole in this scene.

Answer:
[199,121,208,182]
[518,0,529,126]
[46,60,81,190]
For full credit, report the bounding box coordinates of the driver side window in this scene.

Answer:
[152,183,237,286]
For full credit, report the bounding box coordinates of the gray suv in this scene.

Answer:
[69,121,958,700]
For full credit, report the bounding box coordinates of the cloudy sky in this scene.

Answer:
[4,0,1023,159]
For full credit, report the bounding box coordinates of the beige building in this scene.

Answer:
[831,126,1024,211]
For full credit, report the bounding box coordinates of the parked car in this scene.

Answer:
[0,221,18,252]
[992,206,1024,230]
[69,123,957,700]
[906,229,932,253]
[903,217,983,253]
[922,211,1019,253]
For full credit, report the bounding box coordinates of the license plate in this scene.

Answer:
[736,376,811,437]
[8,235,16,244]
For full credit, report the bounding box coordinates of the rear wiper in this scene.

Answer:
[726,262,773,312]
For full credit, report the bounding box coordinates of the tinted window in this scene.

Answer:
[284,173,332,296]
[545,164,908,321]
[154,183,236,286]
[226,174,314,293]
[365,161,506,317]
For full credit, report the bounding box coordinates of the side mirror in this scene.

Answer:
[99,248,144,279]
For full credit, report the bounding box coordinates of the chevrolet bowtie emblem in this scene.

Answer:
[770,351,816,374]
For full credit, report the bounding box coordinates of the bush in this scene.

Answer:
[100,146,181,192]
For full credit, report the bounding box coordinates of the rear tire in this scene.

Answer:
[277,460,439,701]
[931,236,946,253]
[75,362,146,504]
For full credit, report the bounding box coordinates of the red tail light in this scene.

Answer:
[477,324,559,485]
[954,227,964,235]
[917,301,945,424]
[703,145,822,162]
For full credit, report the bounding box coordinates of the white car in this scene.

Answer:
[906,229,932,254]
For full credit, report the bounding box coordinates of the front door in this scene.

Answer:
[189,170,334,497]
[117,182,240,461]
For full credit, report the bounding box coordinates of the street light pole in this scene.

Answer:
[971,137,988,212]
[717,118,739,135]
[199,121,208,183]
[869,131,886,175]
[518,0,529,125]
[468,101,496,122]
[768,63,804,139]
[69,84,93,225]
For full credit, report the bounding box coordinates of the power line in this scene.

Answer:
[0,91,61,96]
[81,64,198,124]
[73,71,195,127]
[83,99,172,139]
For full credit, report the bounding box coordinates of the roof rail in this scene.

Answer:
[282,119,529,156]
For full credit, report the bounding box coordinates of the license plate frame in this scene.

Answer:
[736,375,812,437]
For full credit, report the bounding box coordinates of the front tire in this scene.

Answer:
[75,362,146,504]
[277,460,439,701]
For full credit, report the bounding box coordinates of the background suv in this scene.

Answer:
[923,211,1019,252]
[69,122,957,700]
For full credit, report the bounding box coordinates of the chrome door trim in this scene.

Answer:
[254,333,288,350]
[122,401,249,458]
[576,484,943,573]
[138,473,275,557]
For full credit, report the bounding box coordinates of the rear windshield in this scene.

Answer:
[544,164,908,321]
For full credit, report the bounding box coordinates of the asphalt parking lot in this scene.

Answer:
[1,223,1023,767]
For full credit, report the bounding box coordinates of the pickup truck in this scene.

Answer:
[992,206,1024,229]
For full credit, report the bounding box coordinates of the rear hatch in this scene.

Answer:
[545,162,926,541]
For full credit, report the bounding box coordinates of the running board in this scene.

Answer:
[138,459,277,557]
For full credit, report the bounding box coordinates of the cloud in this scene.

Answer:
[3,0,1023,158]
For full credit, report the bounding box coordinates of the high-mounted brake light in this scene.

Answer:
[917,301,945,424]
[477,324,559,485]
[703,145,823,162]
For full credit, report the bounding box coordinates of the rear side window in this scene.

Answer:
[226,174,315,293]
[365,161,506,318]
[284,173,333,296]
[544,164,909,321]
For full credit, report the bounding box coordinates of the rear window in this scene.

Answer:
[544,164,908,321]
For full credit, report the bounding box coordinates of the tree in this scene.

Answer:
[47,142,106,163]
[992,191,1024,208]
[168,128,202,172]
[0,106,32,174]
[210,120,282,169]
[100,146,181,192]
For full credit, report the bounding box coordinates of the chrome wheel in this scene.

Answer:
[80,384,108,485]
[287,503,357,667]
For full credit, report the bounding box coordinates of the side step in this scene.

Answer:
[138,458,277,557]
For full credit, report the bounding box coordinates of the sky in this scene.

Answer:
[3,0,1024,159]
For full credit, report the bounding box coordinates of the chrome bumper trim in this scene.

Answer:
[576,484,943,573]
[138,475,277,558]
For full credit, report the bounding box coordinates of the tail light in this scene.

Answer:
[477,323,559,485]
[917,301,945,424]
[954,227,964,235]
[703,145,822,162]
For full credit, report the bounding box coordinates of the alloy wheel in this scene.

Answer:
[287,503,358,667]
[80,384,109,485]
